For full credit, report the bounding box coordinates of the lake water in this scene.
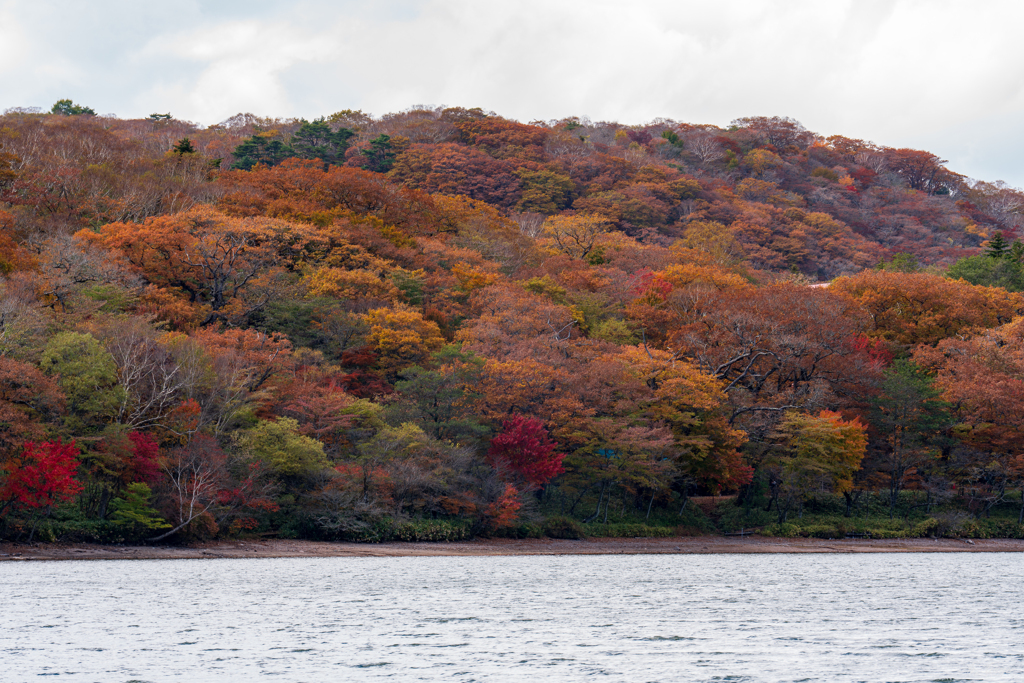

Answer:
[2,553,1021,682]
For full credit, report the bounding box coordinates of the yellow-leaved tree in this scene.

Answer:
[765,410,867,523]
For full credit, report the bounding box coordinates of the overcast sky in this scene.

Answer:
[3,0,1024,186]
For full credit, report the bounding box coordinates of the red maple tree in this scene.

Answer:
[487,415,565,489]
[1,440,83,515]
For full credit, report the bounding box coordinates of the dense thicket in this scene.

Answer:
[2,104,1023,543]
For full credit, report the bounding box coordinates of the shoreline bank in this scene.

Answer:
[3,536,1024,561]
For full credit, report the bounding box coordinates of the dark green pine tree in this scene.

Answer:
[1009,240,1024,264]
[388,345,488,445]
[291,118,354,167]
[869,359,951,517]
[360,134,397,173]
[985,231,1009,258]
[230,135,295,170]
[172,138,196,156]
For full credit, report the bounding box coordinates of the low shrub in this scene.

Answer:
[543,515,586,539]
[487,522,543,539]
[394,519,472,542]
[1,517,157,544]
[332,516,472,543]
[760,523,799,538]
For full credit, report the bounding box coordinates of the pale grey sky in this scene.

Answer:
[3,0,1024,186]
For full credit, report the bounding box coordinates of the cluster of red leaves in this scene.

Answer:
[2,440,83,510]
[487,415,565,489]
[630,270,674,302]
[127,432,162,484]
[848,334,895,368]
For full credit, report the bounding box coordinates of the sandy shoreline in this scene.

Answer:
[2,536,1023,561]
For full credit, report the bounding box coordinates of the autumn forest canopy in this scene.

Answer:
[2,101,1024,544]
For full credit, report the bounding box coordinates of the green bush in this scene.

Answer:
[43,519,135,544]
[487,522,543,539]
[801,524,841,539]
[714,504,772,534]
[977,519,1024,539]
[912,517,941,537]
[543,515,586,539]
[393,519,472,542]
[761,523,799,538]
[331,517,472,543]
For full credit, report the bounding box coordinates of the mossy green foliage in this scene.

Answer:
[39,332,125,427]
[236,418,329,478]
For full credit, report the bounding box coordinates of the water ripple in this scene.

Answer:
[1,553,1022,681]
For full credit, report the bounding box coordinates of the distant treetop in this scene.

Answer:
[50,99,96,116]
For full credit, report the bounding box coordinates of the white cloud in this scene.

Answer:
[0,6,31,78]
[137,20,339,122]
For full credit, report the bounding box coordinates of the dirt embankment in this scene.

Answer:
[3,536,1023,561]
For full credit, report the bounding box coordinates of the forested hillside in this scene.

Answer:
[2,102,1024,544]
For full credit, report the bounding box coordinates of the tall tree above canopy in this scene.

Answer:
[290,118,354,167]
[881,147,963,194]
[731,116,812,150]
[360,134,398,173]
[50,99,95,116]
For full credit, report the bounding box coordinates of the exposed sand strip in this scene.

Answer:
[3,536,1023,561]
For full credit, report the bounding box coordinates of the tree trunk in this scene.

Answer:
[584,481,607,524]
[843,490,860,518]
[567,485,592,515]
[26,506,53,543]
[146,516,199,543]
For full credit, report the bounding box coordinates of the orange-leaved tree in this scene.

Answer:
[78,206,324,325]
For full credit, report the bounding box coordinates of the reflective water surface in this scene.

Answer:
[2,553,1021,682]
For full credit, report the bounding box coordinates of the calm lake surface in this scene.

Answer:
[2,553,1021,682]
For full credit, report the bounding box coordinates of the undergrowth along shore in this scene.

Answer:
[6,490,1024,544]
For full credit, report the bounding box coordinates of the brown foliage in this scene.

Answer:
[832,271,1024,346]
